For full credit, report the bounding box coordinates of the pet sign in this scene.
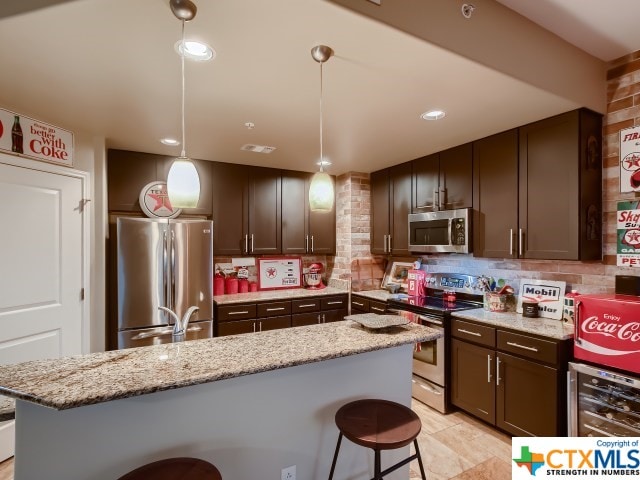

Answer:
[517,279,566,320]
[620,125,640,192]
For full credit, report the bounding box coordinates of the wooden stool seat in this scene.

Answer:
[118,457,222,480]
[335,399,422,450]
[328,399,427,480]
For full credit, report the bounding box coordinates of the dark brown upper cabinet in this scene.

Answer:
[473,130,519,258]
[473,109,602,260]
[281,171,336,255]
[518,109,602,260]
[211,163,281,255]
[371,162,412,256]
[107,149,212,216]
[413,143,472,212]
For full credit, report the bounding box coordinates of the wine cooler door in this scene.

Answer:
[569,362,640,437]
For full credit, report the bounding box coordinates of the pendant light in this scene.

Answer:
[166,0,200,209]
[309,45,335,213]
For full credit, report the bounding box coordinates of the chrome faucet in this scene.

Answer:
[158,306,199,341]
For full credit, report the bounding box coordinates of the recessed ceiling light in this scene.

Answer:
[317,160,332,167]
[420,110,446,121]
[160,138,180,146]
[174,40,215,61]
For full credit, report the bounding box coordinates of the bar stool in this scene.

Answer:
[117,457,222,480]
[328,399,427,480]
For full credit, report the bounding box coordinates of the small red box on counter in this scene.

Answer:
[407,269,425,297]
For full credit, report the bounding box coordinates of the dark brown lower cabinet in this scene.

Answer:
[450,338,496,424]
[496,352,558,436]
[215,294,347,336]
[450,318,570,437]
[218,316,290,336]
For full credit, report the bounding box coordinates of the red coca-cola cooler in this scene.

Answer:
[569,294,640,436]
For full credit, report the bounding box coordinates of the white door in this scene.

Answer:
[0,157,86,460]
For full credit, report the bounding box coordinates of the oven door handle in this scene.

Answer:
[418,315,443,326]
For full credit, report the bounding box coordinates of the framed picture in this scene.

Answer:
[381,261,413,292]
[257,257,302,291]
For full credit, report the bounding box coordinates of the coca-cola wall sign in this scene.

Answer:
[0,107,73,167]
[620,125,640,192]
[516,278,566,320]
[617,201,640,267]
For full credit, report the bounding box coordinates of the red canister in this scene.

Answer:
[225,277,238,295]
[214,276,225,295]
[249,282,258,292]
[238,279,249,293]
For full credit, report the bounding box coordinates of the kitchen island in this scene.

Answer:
[0,320,438,479]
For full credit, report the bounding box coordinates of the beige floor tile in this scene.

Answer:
[410,434,476,480]
[431,423,495,466]
[475,430,513,463]
[0,458,13,480]
[412,400,463,434]
[449,456,511,480]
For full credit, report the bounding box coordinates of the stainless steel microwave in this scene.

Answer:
[408,208,471,254]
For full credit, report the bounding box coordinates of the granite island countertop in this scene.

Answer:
[452,309,574,340]
[214,286,347,304]
[0,321,440,411]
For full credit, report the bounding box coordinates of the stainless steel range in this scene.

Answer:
[388,273,484,413]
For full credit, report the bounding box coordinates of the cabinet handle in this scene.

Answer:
[322,313,326,323]
[305,235,309,253]
[496,356,502,386]
[244,234,248,254]
[487,354,492,383]
[388,235,392,252]
[253,322,256,333]
[383,234,388,253]
[457,328,481,337]
[299,304,315,308]
[415,204,433,210]
[509,228,514,256]
[317,314,322,324]
[229,310,249,315]
[259,320,262,332]
[574,300,582,345]
[352,301,364,307]
[506,341,538,353]
[327,301,343,305]
[251,234,254,253]
[518,228,523,257]
[371,307,385,312]
[266,307,285,312]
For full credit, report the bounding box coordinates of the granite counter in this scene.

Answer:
[214,286,347,305]
[9,321,434,479]
[452,308,574,340]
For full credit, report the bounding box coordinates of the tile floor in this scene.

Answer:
[409,400,512,479]
[0,400,512,479]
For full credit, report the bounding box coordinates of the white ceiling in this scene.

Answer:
[0,0,635,175]
[495,0,640,62]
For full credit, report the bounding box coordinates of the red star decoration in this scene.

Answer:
[625,154,640,169]
[266,267,277,278]
[148,191,174,212]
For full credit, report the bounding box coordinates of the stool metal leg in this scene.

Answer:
[414,439,427,480]
[374,449,381,479]
[328,432,343,480]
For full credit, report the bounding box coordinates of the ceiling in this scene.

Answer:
[0,0,635,175]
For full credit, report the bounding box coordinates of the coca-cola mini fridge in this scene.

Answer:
[569,294,640,436]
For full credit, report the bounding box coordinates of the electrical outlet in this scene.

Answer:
[281,465,296,480]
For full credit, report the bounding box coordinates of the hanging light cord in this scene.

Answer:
[180,19,187,158]
[319,61,324,173]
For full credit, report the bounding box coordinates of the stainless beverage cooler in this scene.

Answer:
[568,362,640,437]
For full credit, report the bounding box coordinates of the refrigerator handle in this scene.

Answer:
[574,300,582,345]
[162,230,169,322]
[170,229,176,312]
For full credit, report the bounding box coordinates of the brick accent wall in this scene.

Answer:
[331,172,372,283]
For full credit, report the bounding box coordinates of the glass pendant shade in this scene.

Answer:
[309,170,334,212]
[167,156,200,208]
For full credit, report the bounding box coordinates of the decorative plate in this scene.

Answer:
[345,313,410,330]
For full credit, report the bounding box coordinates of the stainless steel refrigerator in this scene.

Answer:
[116,217,213,349]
